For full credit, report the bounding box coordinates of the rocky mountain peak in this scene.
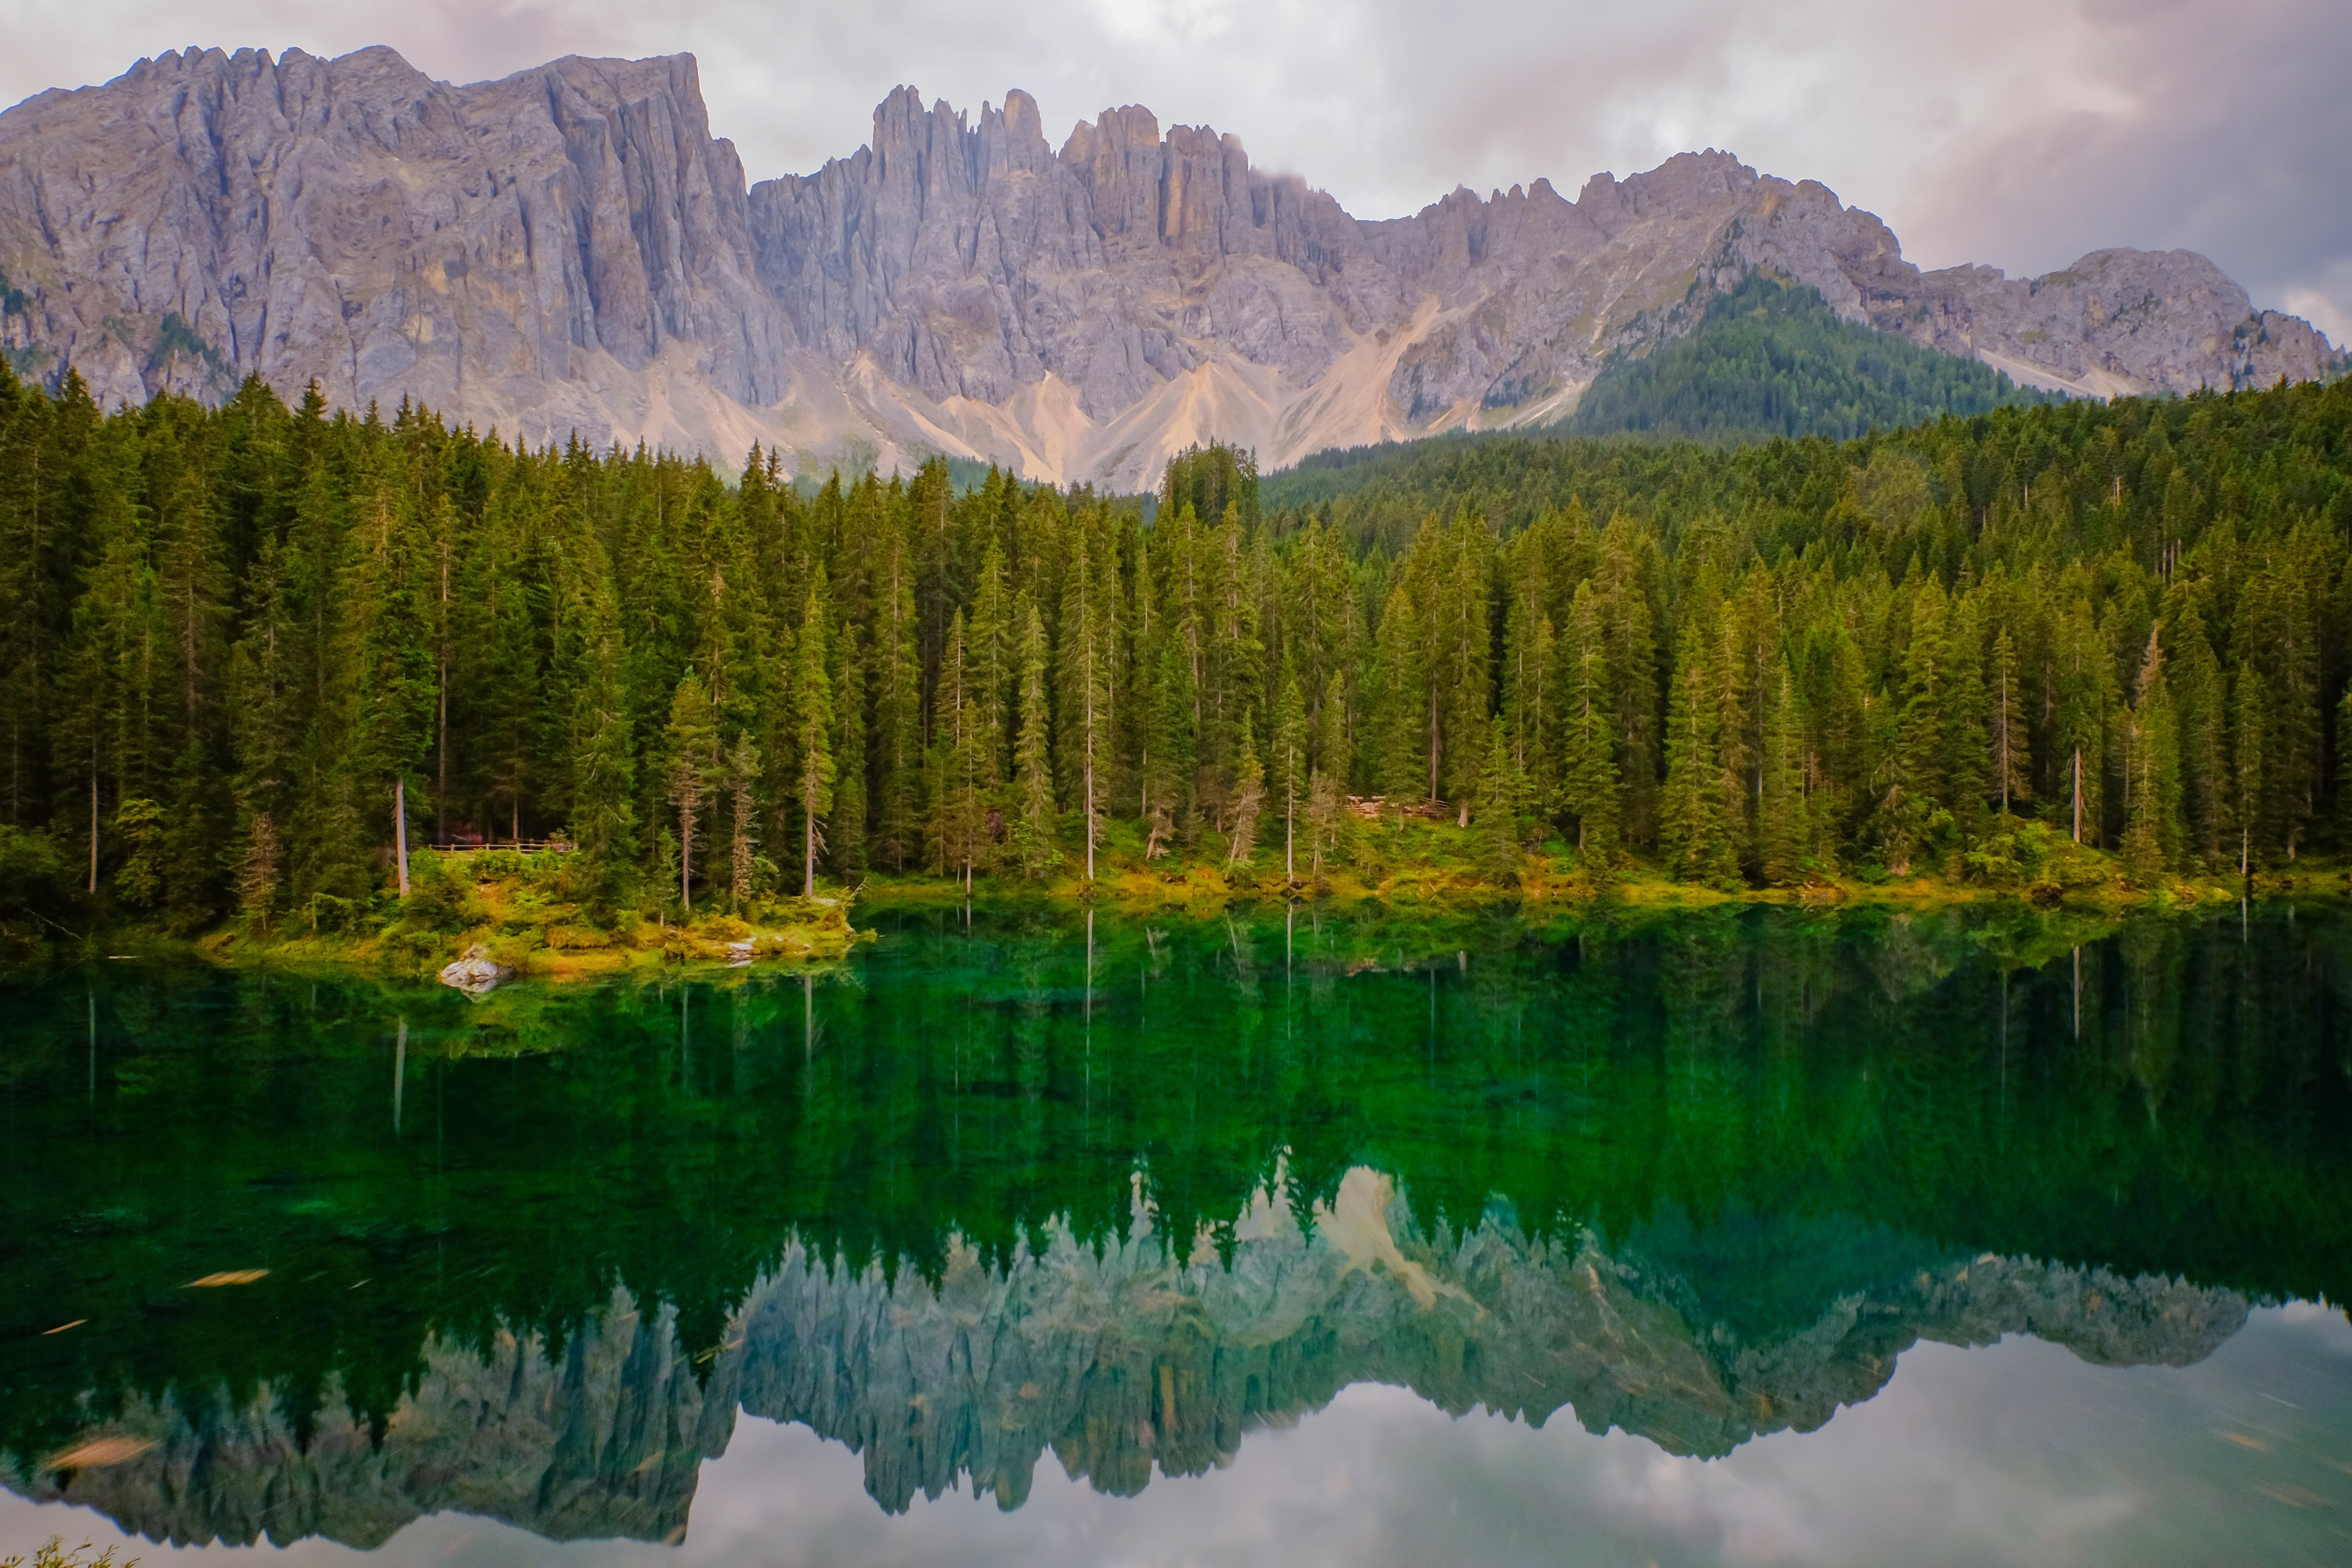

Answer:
[0,46,2338,487]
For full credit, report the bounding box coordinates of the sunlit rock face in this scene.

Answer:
[2,1168,2246,1546]
[1,48,2340,485]
[0,47,795,457]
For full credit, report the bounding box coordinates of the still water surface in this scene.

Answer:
[3,903,2350,1565]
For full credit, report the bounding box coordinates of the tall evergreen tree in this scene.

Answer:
[791,575,835,896]
[1011,600,1058,878]
[1226,707,1265,868]
[1660,624,1735,884]
[1272,659,1307,882]
[1988,624,2031,818]
[661,668,717,912]
[1758,659,1808,884]
[1559,582,1620,862]
[1476,714,1526,885]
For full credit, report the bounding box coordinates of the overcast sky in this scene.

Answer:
[6,0,2348,343]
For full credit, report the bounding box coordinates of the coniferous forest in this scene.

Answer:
[1562,273,2060,445]
[1,360,2349,939]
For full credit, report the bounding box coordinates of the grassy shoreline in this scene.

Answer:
[6,824,2343,980]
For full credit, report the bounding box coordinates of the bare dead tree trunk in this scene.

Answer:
[395,777,411,896]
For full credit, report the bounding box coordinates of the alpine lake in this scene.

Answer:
[4,900,2350,1567]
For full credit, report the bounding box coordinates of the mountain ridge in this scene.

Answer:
[0,44,2339,487]
[6,1174,2248,1544]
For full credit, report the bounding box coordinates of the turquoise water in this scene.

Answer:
[3,903,2349,1565]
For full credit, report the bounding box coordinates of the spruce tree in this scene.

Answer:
[1011,601,1058,878]
[1988,624,2031,819]
[1227,706,1265,868]
[2121,626,2182,879]
[829,623,867,875]
[2231,669,2267,873]
[1758,659,1808,884]
[1884,580,1950,873]
[1057,516,1116,882]
[2164,597,2227,870]
[792,575,835,897]
[662,668,717,913]
[1475,714,1526,885]
[569,630,636,920]
[1142,625,1194,856]
[1273,659,1307,882]
[869,525,923,868]
[1559,582,1620,863]
[1659,624,1734,884]
[727,732,760,911]
[1370,577,1428,805]
[928,612,990,887]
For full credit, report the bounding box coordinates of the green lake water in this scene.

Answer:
[3,902,2350,1565]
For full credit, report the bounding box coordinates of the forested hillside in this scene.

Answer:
[1562,273,2060,444]
[1,363,2348,938]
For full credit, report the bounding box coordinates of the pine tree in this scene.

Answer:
[1057,515,1116,882]
[2337,682,2352,844]
[1306,668,1351,880]
[1559,582,1620,863]
[1884,579,1950,873]
[2120,626,2182,879]
[1437,513,1494,824]
[2231,668,2267,874]
[2164,596,2227,870]
[727,732,760,910]
[1758,658,1807,884]
[928,612,991,887]
[1273,659,1307,882]
[1988,623,2031,818]
[829,622,867,875]
[1597,518,1661,845]
[1227,706,1265,868]
[662,668,717,913]
[1011,601,1058,878]
[969,539,1015,781]
[1141,624,1194,857]
[2053,599,2110,847]
[792,574,836,897]
[1370,576,1427,805]
[1660,624,1734,884]
[869,523,924,868]
[1476,714,1526,885]
[569,629,636,919]
[1940,594,1990,839]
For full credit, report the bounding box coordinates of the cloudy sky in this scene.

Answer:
[6,0,2349,342]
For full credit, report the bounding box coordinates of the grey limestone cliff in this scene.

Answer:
[0,46,792,453]
[4,1169,2250,1547]
[0,47,2338,488]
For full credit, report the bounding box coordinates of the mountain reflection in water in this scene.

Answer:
[2,903,2348,1560]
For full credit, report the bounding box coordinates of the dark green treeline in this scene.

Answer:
[3,366,2350,931]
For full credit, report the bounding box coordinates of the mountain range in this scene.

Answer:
[0,45,2340,488]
